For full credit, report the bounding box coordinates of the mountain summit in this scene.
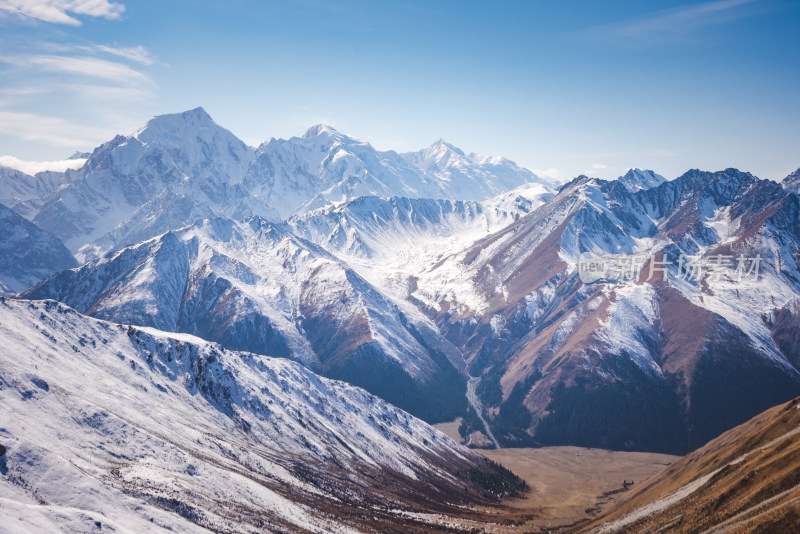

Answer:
[617,168,666,192]
[782,167,800,193]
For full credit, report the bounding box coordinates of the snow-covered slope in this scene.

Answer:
[0,298,514,533]
[286,183,553,303]
[289,183,552,260]
[23,217,470,423]
[411,168,800,452]
[0,202,76,294]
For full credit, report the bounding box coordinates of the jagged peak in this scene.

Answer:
[678,167,756,184]
[618,168,666,192]
[299,124,373,149]
[303,124,343,139]
[622,167,657,177]
[669,168,767,205]
[782,167,800,184]
[429,138,465,157]
[559,174,593,189]
[133,107,220,140]
[151,106,213,125]
[556,174,615,196]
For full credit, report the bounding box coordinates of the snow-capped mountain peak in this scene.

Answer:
[430,138,466,156]
[782,167,800,193]
[132,107,252,160]
[302,123,348,139]
[134,106,215,135]
[618,168,666,192]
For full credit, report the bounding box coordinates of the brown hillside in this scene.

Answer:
[578,396,800,533]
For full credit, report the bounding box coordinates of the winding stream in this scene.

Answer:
[466,375,500,449]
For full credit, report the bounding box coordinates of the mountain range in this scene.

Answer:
[2,108,799,467]
[408,167,800,452]
[0,107,550,263]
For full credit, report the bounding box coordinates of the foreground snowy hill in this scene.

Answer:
[4,108,549,262]
[23,217,471,422]
[411,168,800,452]
[0,298,521,533]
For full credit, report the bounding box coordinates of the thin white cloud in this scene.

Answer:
[0,154,86,174]
[0,110,111,147]
[580,164,615,177]
[0,87,50,97]
[35,42,155,66]
[586,0,763,45]
[19,54,152,84]
[87,44,154,65]
[0,0,125,26]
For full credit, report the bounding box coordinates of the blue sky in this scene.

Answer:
[0,0,797,181]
